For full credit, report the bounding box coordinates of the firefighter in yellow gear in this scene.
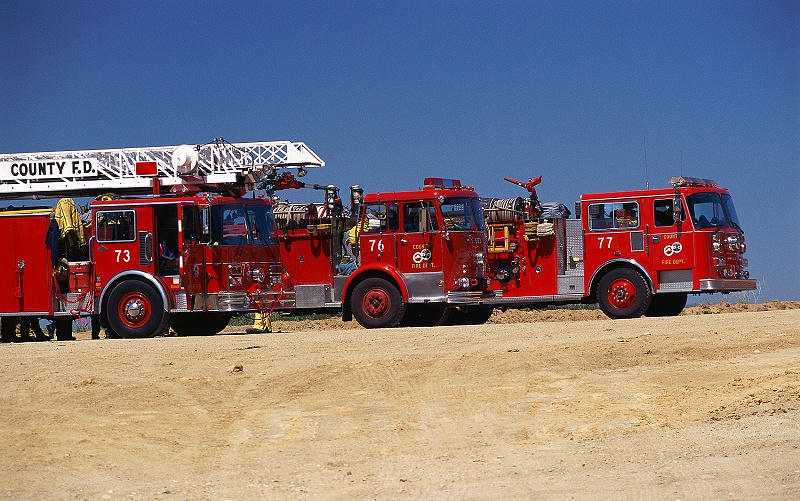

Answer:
[247,311,272,334]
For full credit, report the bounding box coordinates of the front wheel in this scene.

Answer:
[106,280,169,338]
[597,268,651,319]
[351,277,406,328]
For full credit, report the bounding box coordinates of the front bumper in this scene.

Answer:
[699,278,757,292]
[215,291,296,311]
[445,291,496,304]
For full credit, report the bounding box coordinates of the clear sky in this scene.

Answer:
[1,1,798,300]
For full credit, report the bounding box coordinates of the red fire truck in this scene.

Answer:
[481,175,756,318]
[269,177,492,328]
[0,140,323,338]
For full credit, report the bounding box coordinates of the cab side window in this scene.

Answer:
[654,199,686,227]
[654,199,674,227]
[387,203,399,232]
[588,202,639,230]
[403,202,438,232]
[362,204,387,233]
[96,210,136,242]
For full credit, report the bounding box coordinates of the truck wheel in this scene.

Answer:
[645,292,687,317]
[447,305,494,325]
[597,268,651,319]
[351,277,406,328]
[169,312,232,336]
[107,280,169,338]
[400,305,451,327]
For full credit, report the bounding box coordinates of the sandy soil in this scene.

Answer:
[1,303,798,500]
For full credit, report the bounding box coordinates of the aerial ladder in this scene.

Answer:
[0,138,325,199]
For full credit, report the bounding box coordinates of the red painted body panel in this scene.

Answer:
[0,210,54,314]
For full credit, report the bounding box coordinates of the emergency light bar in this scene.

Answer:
[424,178,462,189]
[669,176,718,188]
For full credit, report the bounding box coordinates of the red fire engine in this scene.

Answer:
[269,177,492,328]
[481,175,756,318]
[0,139,323,338]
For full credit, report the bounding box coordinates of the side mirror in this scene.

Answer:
[673,197,683,223]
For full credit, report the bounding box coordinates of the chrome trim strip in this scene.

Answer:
[699,278,757,291]
[483,293,584,305]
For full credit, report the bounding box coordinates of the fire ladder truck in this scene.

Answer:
[0,139,323,339]
[480,175,756,318]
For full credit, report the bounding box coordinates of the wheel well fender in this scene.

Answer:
[342,267,408,321]
[98,271,170,316]
[588,259,654,299]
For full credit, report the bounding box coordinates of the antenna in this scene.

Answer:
[643,132,649,190]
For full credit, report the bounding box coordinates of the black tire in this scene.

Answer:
[597,268,651,319]
[351,277,406,328]
[645,292,687,317]
[400,305,451,327]
[446,305,494,325]
[169,312,232,336]
[106,280,169,338]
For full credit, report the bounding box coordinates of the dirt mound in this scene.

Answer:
[683,299,800,315]
[267,300,800,332]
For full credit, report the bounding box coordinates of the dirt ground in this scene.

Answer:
[1,302,798,500]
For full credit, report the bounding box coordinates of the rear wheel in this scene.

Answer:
[351,277,406,328]
[106,280,169,338]
[169,312,233,336]
[446,305,494,325]
[400,305,451,327]
[645,292,687,317]
[597,268,651,319]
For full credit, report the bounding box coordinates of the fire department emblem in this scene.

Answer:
[413,249,432,263]
[663,242,682,257]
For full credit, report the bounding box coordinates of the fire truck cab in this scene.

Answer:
[89,195,290,337]
[483,176,755,318]
[274,178,492,328]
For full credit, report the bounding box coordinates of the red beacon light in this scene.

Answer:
[668,176,718,188]
[423,178,467,190]
[135,161,158,177]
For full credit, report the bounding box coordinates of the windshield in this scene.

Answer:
[210,203,277,246]
[440,197,485,231]
[721,194,741,230]
[246,204,278,246]
[686,192,740,230]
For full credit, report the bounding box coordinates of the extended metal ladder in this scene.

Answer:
[0,139,324,199]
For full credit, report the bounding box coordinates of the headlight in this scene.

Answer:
[455,277,470,288]
[727,235,739,252]
[739,258,748,268]
[251,267,265,283]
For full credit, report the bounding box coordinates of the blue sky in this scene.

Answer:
[1,1,798,300]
